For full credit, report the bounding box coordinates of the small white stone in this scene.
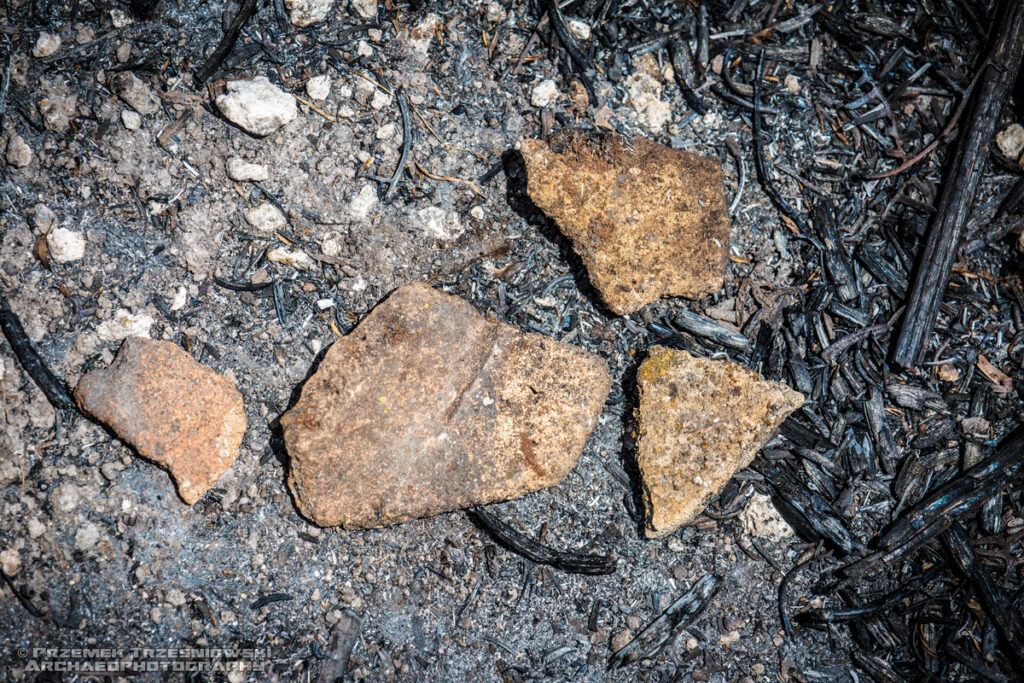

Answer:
[32,32,61,59]
[75,523,100,551]
[418,206,463,240]
[96,310,154,342]
[32,204,56,233]
[531,79,559,108]
[740,492,793,542]
[28,518,46,539]
[110,9,133,28]
[376,122,396,140]
[357,40,373,58]
[150,607,162,624]
[996,123,1024,161]
[46,228,86,263]
[111,72,160,115]
[0,548,21,576]
[284,0,335,27]
[567,18,591,41]
[370,89,391,110]
[484,2,504,23]
[169,286,188,312]
[267,246,317,271]
[244,203,287,233]
[226,157,269,182]
[166,589,187,607]
[349,183,378,219]
[305,75,331,101]
[469,206,485,221]
[6,134,33,168]
[784,74,801,94]
[215,76,298,136]
[408,14,442,58]
[116,42,132,63]
[351,0,377,20]
[121,109,142,130]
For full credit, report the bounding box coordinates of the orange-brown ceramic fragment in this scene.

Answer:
[520,133,729,315]
[280,282,611,529]
[636,346,803,538]
[75,336,246,504]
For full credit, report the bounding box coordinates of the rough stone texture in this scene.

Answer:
[285,0,335,27]
[111,72,160,115]
[31,32,60,58]
[46,227,85,263]
[215,76,298,136]
[521,133,729,315]
[6,134,33,168]
[226,157,269,182]
[74,336,247,504]
[281,282,611,528]
[636,346,803,538]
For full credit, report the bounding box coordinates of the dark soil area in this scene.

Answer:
[2,1,1024,681]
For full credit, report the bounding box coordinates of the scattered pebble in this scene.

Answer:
[215,76,298,136]
[356,40,374,58]
[418,206,463,240]
[6,134,33,168]
[110,8,133,28]
[267,246,317,271]
[567,18,592,41]
[75,523,100,551]
[0,548,21,576]
[244,203,287,233]
[116,42,132,63]
[227,157,269,182]
[937,362,960,383]
[370,89,391,110]
[305,74,331,101]
[284,0,335,27]
[376,122,397,140]
[32,203,56,232]
[636,347,804,537]
[74,336,247,504]
[121,109,142,130]
[280,282,610,528]
[995,123,1024,161]
[166,589,187,607]
[95,309,154,342]
[521,133,729,314]
[740,492,793,542]
[349,183,378,220]
[610,629,632,653]
[530,79,559,108]
[27,518,46,539]
[784,74,801,94]
[31,32,61,59]
[351,0,378,20]
[111,72,160,115]
[46,227,86,263]
[169,286,188,312]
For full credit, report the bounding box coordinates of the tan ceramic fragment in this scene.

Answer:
[520,133,729,315]
[74,336,246,504]
[636,346,803,538]
[280,282,611,529]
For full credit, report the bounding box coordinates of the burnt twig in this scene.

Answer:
[891,0,1024,367]
[384,88,411,203]
[196,0,258,84]
[609,575,719,667]
[467,508,615,575]
[0,296,75,412]
[545,0,598,108]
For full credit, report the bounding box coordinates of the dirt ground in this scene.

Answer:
[7,1,1016,681]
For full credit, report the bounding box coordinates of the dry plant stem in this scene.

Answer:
[891,0,1024,367]
[196,0,258,84]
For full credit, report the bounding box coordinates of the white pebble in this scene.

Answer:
[0,548,21,576]
[28,518,46,539]
[267,246,317,271]
[284,0,335,27]
[215,76,297,136]
[32,32,61,59]
[357,40,373,58]
[96,310,154,342]
[121,109,142,130]
[376,122,396,140]
[166,589,187,607]
[531,79,559,108]
[75,523,100,551]
[370,89,391,110]
[32,204,56,232]
[305,74,331,101]
[244,203,287,233]
[169,286,188,312]
[351,0,377,20]
[567,18,591,41]
[418,206,463,240]
[784,74,801,94]
[227,157,269,182]
[996,123,1024,161]
[46,228,86,263]
[110,9,133,29]
[6,134,33,168]
[349,183,378,219]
